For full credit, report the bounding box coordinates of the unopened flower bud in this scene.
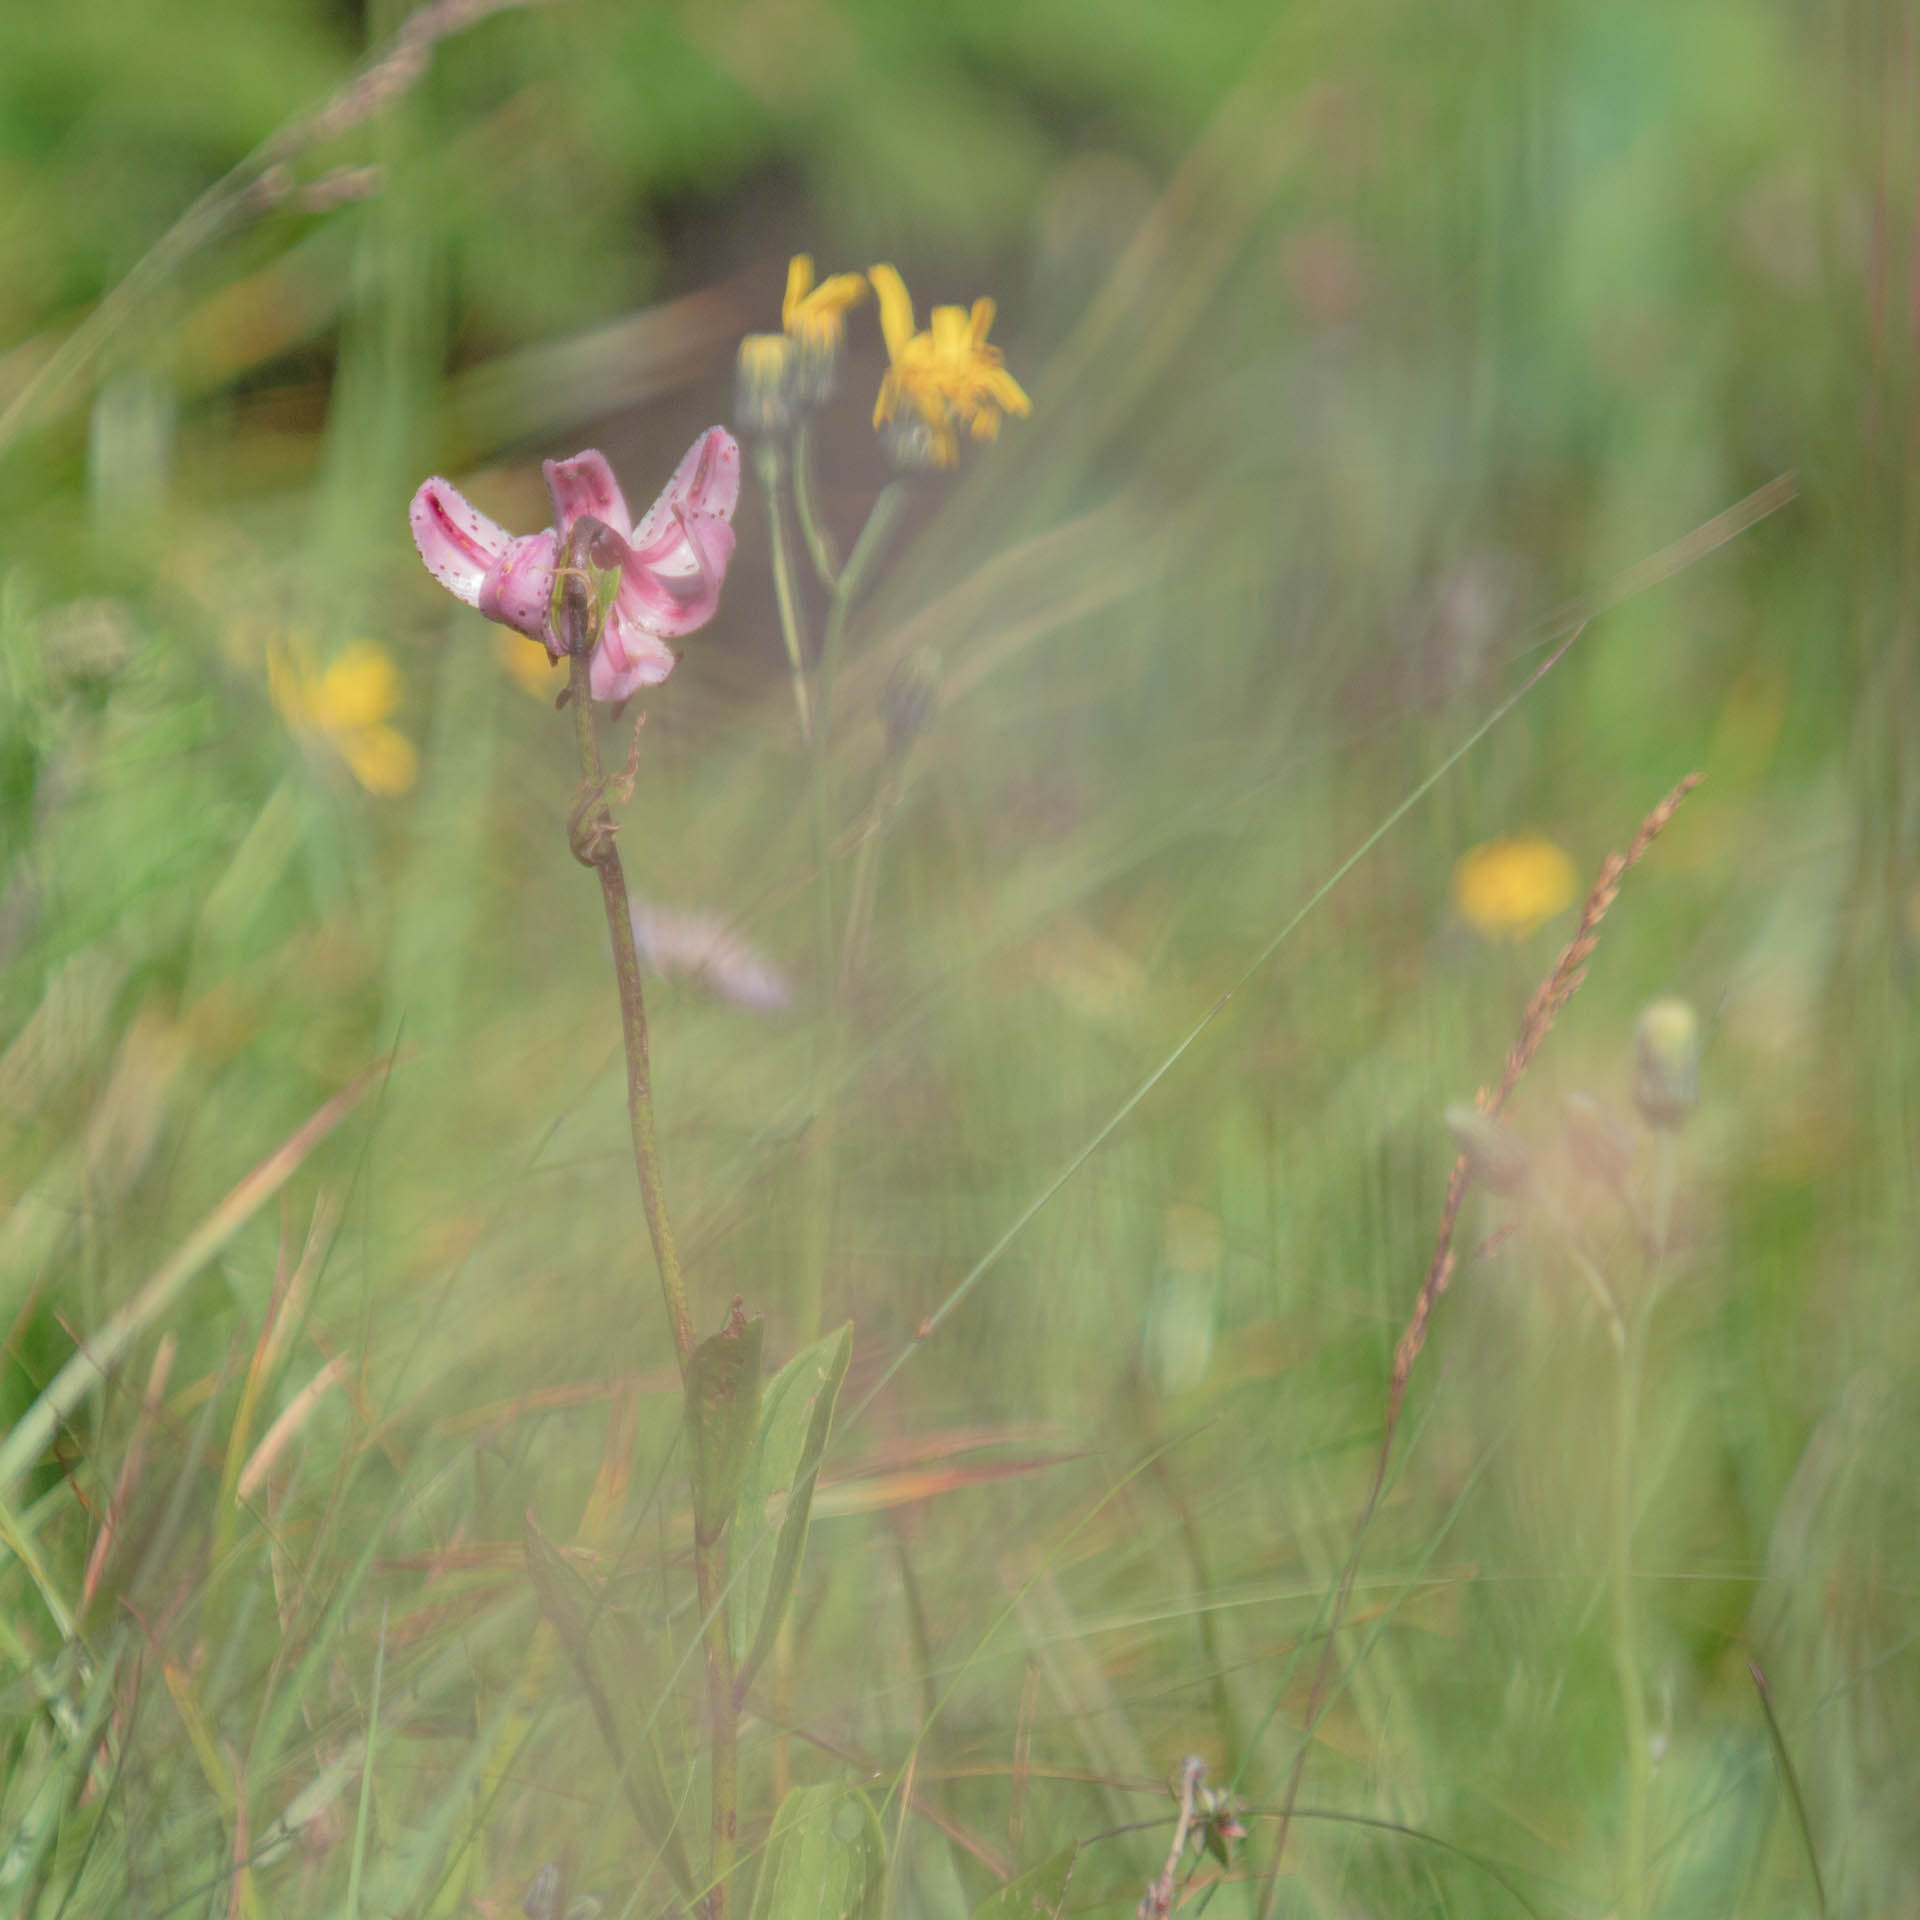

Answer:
[879,647,940,755]
[1193,1783,1247,1868]
[734,333,797,439]
[1632,997,1700,1130]
[1562,1090,1636,1190]
[1445,1103,1531,1196]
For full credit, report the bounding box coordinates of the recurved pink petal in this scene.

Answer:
[410,479,512,608]
[476,528,561,651]
[589,614,680,703]
[618,516,737,641]
[629,428,742,564]
[409,435,737,700]
[543,450,633,542]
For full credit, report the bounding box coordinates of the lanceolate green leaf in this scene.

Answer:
[521,1513,694,1898]
[746,1783,885,1920]
[685,1313,765,1544]
[732,1321,852,1697]
[967,1844,1077,1920]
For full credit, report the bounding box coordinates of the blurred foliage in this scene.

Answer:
[0,0,1917,1915]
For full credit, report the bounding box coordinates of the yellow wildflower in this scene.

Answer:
[781,254,867,403]
[782,254,868,356]
[1451,833,1578,940]
[868,262,1030,469]
[270,638,419,796]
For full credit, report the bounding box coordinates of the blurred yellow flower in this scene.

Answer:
[270,638,419,796]
[1452,833,1578,940]
[868,263,1030,468]
[781,254,867,361]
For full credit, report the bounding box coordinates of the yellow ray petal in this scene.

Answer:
[781,253,815,331]
[868,262,917,360]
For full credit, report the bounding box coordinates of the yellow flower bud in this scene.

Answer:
[1632,998,1701,1130]
[734,331,797,438]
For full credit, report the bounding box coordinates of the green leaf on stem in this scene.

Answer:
[746,1784,886,1920]
[730,1321,852,1696]
[968,1845,1077,1920]
[686,1309,765,1544]
[521,1512,695,1898]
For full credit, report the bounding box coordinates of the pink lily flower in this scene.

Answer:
[409,428,741,703]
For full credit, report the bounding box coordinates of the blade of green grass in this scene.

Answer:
[0,1055,393,1507]
[1749,1656,1828,1920]
[344,1601,387,1920]
[836,473,1796,1444]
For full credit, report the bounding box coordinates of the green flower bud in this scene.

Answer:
[1632,997,1701,1130]
[879,647,941,756]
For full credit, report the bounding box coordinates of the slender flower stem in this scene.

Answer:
[1139,1756,1207,1920]
[816,480,908,731]
[792,480,911,1343]
[556,541,694,1375]
[791,419,842,588]
[837,756,909,1003]
[1543,1198,1627,1354]
[1648,1128,1678,1266]
[756,441,815,743]
[1611,1126,1676,1919]
[1610,1289,1651,1920]
[556,532,737,1918]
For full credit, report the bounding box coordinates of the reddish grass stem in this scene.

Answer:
[1258,771,1703,1905]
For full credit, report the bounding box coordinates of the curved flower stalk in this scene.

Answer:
[409,430,741,703]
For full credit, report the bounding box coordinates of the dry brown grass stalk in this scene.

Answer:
[1260,769,1704,1893]
[81,1333,176,1615]
[1393,770,1701,1404]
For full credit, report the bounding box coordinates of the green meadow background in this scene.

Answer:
[1,0,1914,1913]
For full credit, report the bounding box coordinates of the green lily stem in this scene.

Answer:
[755,440,815,744]
[557,538,734,1920]
[561,689,735,1920]
[791,419,841,589]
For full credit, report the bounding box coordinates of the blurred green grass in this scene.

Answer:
[0,0,1916,1914]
